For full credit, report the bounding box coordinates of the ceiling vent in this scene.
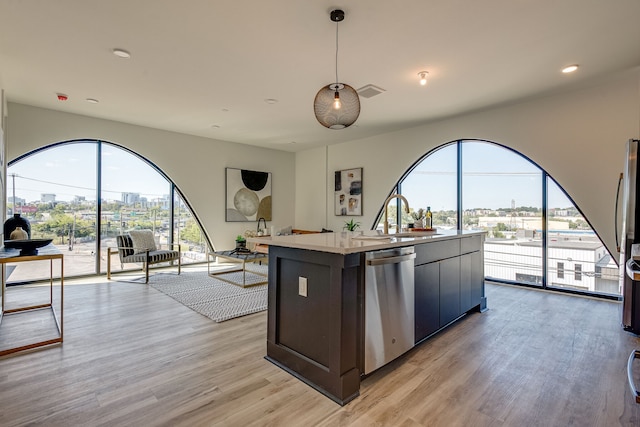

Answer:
[357,84,386,99]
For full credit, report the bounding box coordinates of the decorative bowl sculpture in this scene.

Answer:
[4,238,54,256]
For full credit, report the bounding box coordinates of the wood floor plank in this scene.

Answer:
[1,273,640,426]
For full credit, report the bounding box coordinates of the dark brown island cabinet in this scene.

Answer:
[254,230,486,405]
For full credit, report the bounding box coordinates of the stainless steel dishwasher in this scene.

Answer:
[364,246,416,374]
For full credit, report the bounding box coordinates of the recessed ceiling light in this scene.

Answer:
[86,98,99,104]
[562,64,579,73]
[211,125,221,129]
[112,48,131,59]
[265,99,278,104]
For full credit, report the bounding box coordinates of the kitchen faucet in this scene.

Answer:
[383,194,410,234]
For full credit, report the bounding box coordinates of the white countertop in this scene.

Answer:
[247,229,486,255]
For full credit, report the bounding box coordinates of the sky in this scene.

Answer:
[8,142,169,204]
[401,141,573,211]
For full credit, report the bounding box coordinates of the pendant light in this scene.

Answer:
[313,9,360,130]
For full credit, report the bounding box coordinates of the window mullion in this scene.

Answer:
[542,171,548,288]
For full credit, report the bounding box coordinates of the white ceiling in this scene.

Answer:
[1,0,639,153]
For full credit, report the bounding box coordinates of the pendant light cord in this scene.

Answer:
[335,22,339,84]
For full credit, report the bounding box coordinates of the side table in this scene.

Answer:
[0,244,64,356]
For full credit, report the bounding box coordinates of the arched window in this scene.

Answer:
[6,140,208,283]
[382,139,618,298]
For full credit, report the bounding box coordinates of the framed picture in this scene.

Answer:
[335,167,362,216]
[225,168,272,222]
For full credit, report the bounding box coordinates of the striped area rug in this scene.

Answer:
[148,266,268,322]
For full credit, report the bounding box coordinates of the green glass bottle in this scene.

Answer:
[425,206,432,229]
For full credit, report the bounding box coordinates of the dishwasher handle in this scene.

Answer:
[366,252,416,266]
[627,349,640,403]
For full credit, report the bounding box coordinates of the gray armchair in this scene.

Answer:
[107,231,181,283]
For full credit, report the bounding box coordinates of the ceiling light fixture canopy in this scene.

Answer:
[313,9,360,130]
[418,71,429,86]
[112,48,131,59]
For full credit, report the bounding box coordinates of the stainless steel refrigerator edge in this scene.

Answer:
[619,139,640,332]
[364,246,416,374]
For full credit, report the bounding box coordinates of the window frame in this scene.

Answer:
[557,262,565,279]
[575,264,582,281]
[7,139,210,281]
[382,139,619,301]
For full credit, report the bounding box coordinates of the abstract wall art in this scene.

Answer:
[335,167,362,216]
[226,168,272,222]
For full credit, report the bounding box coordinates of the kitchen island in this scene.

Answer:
[249,229,486,405]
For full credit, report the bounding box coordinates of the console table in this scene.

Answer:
[208,250,267,287]
[0,245,64,356]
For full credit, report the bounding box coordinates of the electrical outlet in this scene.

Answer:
[298,277,308,297]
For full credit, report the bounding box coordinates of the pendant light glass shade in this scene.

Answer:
[314,83,360,129]
[314,9,360,129]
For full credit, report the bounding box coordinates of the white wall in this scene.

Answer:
[296,69,640,258]
[294,146,328,230]
[5,103,296,251]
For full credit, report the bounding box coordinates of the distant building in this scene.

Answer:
[8,196,25,206]
[41,193,56,203]
[121,192,141,205]
[149,195,171,210]
[478,216,572,231]
[484,234,619,295]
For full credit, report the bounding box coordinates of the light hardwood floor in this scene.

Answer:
[2,271,640,426]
